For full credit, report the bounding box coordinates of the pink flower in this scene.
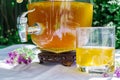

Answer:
[103,73,109,77]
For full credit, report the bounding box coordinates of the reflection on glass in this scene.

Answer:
[76,27,115,75]
[27,1,93,53]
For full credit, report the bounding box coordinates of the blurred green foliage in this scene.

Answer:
[92,0,120,48]
[0,0,120,48]
[0,0,32,45]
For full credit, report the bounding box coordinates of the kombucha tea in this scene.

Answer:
[76,46,114,72]
[28,1,93,53]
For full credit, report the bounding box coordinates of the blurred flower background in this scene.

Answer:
[0,0,120,48]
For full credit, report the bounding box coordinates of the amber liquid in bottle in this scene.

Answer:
[28,1,93,53]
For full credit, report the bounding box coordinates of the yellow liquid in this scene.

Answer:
[76,47,114,66]
[28,1,93,53]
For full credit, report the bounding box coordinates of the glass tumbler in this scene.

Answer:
[76,27,115,75]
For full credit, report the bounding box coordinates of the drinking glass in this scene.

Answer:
[76,27,115,75]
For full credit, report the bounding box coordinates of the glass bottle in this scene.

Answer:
[17,0,93,53]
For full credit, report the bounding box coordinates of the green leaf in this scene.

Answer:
[108,4,119,13]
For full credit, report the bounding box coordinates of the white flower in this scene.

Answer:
[108,0,120,5]
[108,0,117,4]
[105,22,116,27]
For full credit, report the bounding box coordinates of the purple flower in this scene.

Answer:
[10,56,14,60]
[8,52,12,57]
[103,73,109,77]
[8,51,17,60]
[13,51,17,57]
[115,67,120,78]
[116,72,120,78]
[17,54,31,65]
[6,58,14,64]
[6,48,34,65]
[6,60,10,64]
[17,55,24,64]
[28,57,32,63]
[22,58,28,64]
[17,59,22,64]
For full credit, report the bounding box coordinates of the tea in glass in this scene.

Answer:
[76,27,115,74]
